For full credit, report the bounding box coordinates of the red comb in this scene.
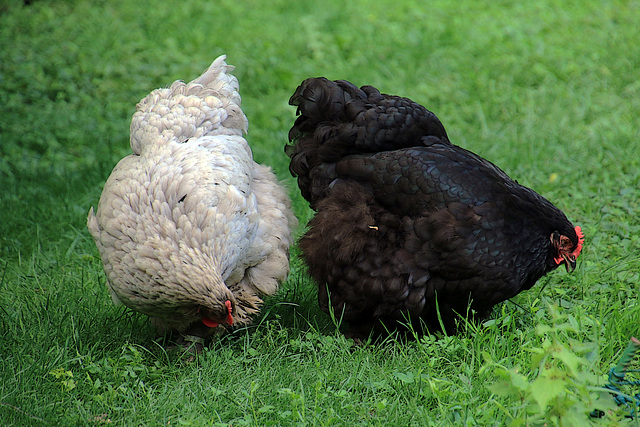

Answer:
[225,300,234,326]
[572,226,584,258]
[201,300,233,328]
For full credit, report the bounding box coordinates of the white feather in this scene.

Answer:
[88,56,296,334]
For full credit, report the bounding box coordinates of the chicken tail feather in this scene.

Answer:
[286,77,449,206]
[130,55,248,154]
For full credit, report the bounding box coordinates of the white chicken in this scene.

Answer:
[87,55,296,350]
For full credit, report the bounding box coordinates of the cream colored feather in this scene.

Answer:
[88,55,296,336]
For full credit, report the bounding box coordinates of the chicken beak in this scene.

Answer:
[563,255,576,273]
[200,301,233,328]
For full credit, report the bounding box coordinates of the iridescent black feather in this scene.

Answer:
[286,77,581,338]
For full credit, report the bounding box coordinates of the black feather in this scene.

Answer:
[286,77,582,338]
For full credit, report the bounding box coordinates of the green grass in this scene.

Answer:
[1,0,639,424]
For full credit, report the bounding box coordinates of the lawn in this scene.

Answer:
[1,0,639,425]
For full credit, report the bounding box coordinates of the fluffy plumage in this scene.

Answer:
[286,78,583,338]
[88,56,296,346]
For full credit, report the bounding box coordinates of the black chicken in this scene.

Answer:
[286,78,584,338]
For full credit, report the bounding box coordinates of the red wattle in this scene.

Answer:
[202,318,219,328]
